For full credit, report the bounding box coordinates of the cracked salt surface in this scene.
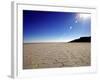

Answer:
[23,43,91,69]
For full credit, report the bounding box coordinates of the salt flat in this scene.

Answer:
[23,43,91,69]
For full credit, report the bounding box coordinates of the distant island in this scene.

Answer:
[69,37,91,42]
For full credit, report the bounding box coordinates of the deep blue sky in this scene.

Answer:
[23,10,91,43]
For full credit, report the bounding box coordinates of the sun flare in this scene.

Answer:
[79,14,90,19]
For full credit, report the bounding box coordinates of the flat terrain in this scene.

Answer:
[23,43,91,69]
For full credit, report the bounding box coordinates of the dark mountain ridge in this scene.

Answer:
[69,37,91,42]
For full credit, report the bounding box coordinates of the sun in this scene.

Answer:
[79,13,91,20]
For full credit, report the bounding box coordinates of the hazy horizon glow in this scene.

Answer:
[23,10,91,43]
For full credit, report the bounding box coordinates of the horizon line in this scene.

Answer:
[23,36,91,43]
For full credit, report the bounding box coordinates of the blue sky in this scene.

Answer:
[23,10,91,43]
